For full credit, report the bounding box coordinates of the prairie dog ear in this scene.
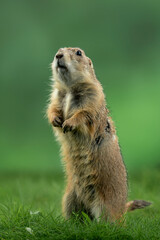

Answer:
[88,57,93,68]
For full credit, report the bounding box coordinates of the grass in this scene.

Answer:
[0,169,160,240]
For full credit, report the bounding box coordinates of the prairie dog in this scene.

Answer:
[47,47,151,221]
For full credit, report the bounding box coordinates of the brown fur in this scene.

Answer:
[47,47,151,222]
[126,200,151,212]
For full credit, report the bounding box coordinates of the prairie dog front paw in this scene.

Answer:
[52,115,63,127]
[62,119,77,133]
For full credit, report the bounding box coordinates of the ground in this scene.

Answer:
[0,169,159,240]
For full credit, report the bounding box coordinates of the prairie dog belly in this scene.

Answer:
[63,92,72,119]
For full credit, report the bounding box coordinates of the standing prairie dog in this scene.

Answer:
[47,47,151,221]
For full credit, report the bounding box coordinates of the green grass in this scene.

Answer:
[0,169,159,240]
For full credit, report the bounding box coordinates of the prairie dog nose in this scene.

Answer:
[56,53,63,59]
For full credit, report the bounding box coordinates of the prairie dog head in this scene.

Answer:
[52,47,95,86]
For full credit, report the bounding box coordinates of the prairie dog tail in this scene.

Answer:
[126,200,152,212]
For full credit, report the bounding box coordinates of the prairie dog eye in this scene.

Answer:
[76,50,82,56]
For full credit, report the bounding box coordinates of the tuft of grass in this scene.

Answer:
[0,169,160,239]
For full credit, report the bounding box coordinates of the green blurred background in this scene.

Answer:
[0,0,160,174]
